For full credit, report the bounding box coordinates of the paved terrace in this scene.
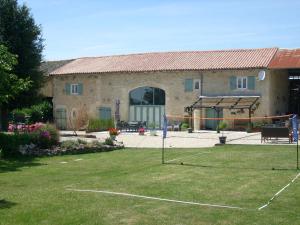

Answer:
[60,130,294,148]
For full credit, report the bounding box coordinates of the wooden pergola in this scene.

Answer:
[185,95,260,127]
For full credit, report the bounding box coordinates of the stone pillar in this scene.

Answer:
[193,109,201,131]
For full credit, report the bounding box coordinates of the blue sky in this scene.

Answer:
[19,0,300,60]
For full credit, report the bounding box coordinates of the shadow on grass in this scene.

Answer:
[0,156,46,173]
[164,162,297,171]
[0,199,17,209]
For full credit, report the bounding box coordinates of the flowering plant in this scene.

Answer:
[108,128,119,136]
[8,122,44,133]
[40,130,51,140]
[138,127,145,135]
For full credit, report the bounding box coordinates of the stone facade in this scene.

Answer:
[47,68,289,130]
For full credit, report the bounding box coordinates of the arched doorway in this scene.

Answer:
[129,87,165,128]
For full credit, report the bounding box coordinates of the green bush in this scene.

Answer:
[77,139,87,145]
[180,123,189,131]
[104,137,114,146]
[0,123,59,157]
[61,140,80,150]
[0,132,36,157]
[87,118,114,132]
[33,123,59,149]
[11,101,53,124]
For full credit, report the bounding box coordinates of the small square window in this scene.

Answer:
[194,79,201,90]
[237,77,247,89]
[71,84,79,95]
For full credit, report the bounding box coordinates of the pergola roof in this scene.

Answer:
[189,95,260,110]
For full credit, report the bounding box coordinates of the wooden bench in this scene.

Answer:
[261,127,292,143]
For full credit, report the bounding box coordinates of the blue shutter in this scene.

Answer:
[99,107,112,120]
[247,76,255,90]
[65,83,71,95]
[184,79,193,92]
[229,76,237,90]
[78,83,83,95]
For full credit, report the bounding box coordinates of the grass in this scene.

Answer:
[0,145,299,225]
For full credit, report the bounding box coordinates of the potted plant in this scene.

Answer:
[217,121,228,144]
[180,122,189,131]
[138,127,145,135]
[108,128,119,140]
[149,122,157,136]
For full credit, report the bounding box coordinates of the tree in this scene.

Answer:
[0,0,44,108]
[0,44,31,129]
[68,104,89,136]
[0,44,31,105]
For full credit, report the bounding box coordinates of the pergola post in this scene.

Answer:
[216,107,221,129]
[248,106,252,131]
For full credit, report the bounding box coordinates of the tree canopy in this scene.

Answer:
[0,44,31,106]
[0,0,44,108]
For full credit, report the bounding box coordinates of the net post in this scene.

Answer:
[162,137,165,164]
[297,138,299,170]
[292,114,299,170]
[162,114,167,164]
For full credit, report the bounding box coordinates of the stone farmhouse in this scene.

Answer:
[41,48,300,130]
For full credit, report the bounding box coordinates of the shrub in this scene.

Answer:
[0,132,36,157]
[11,101,53,124]
[77,139,87,145]
[89,140,103,148]
[61,140,80,150]
[180,123,189,130]
[217,121,228,137]
[33,124,59,148]
[104,137,114,146]
[87,118,114,132]
[0,123,59,157]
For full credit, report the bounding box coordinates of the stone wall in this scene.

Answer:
[39,77,53,97]
[49,69,290,129]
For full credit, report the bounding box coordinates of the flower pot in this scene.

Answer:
[219,136,227,144]
[150,130,156,136]
[188,128,193,133]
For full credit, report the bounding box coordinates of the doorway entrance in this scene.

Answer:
[129,87,165,128]
[289,72,300,115]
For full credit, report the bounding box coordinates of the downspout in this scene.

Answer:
[200,72,204,129]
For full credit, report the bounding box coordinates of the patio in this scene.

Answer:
[59,130,295,148]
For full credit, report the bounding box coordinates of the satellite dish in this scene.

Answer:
[258,70,266,81]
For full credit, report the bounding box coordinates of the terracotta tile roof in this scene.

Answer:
[268,49,300,69]
[40,59,74,76]
[50,48,278,75]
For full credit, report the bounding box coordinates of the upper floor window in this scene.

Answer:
[229,76,255,90]
[237,77,247,89]
[185,79,201,92]
[194,79,201,90]
[65,83,83,95]
[71,84,79,95]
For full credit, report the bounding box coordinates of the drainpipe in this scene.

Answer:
[200,72,204,129]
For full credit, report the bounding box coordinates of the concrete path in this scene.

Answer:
[60,130,294,148]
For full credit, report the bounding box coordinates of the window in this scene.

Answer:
[237,77,247,89]
[194,79,201,90]
[184,79,193,92]
[99,107,112,120]
[71,84,79,95]
[129,87,165,105]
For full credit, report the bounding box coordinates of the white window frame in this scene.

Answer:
[237,77,247,89]
[194,79,201,91]
[71,83,79,95]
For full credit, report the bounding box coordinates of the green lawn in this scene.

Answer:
[0,145,299,225]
